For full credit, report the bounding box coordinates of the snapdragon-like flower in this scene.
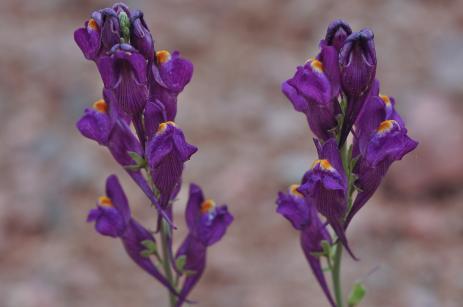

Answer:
[175,184,233,307]
[277,185,336,307]
[298,138,356,259]
[149,50,194,121]
[146,122,198,208]
[87,175,178,294]
[338,29,377,147]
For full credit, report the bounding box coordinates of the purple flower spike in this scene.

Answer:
[276,186,336,307]
[87,175,179,295]
[338,29,377,147]
[145,122,198,208]
[282,58,340,141]
[131,10,155,61]
[176,184,233,307]
[97,44,149,117]
[299,139,356,259]
[149,51,194,120]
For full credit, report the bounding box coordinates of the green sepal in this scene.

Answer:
[348,282,366,307]
[125,151,147,171]
[140,250,152,258]
[141,239,158,253]
[183,270,196,277]
[321,240,332,257]
[176,255,187,272]
[310,251,324,258]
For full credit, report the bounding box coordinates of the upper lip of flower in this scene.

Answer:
[341,29,375,67]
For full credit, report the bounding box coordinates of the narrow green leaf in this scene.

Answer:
[348,282,366,307]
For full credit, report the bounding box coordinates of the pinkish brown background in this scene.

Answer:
[1,0,462,306]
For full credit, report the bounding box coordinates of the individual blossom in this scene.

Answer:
[282,57,340,141]
[130,10,155,61]
[323,19,352,53]
[277,185,336,307]
[145,121,198,209]
[298,138,356,259]
[345,84,418,227]
[97,43,149,118]
[87,175,178,295]
[175,184,233,307]
[338,28,377,147]
[149,50,194,121]
[76,97,143,166]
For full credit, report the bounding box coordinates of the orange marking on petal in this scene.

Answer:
[98,196,113,207]
[156,50,171,64]
[289,184,303,197]
[156,121,176,134]
[379,94,391,106]
[310,59,324,73]
[92,99,108,113]
[377,120,397,133]
[200,199,216,214]
[88,18,98,31]
[311,159,334,171]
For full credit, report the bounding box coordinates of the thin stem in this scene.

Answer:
[160,219,177,307]
[332,242,344,307]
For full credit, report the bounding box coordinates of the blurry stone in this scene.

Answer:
[385,93,463,197]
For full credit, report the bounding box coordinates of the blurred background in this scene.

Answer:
[1,0,462,306]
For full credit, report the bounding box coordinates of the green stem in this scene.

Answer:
[332,242,344,307]
[160,220,177,307]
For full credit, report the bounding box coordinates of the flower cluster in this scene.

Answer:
[74,3,233,306]
[277,20,418,306]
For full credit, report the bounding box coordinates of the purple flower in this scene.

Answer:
[97,43,148,117]
[149,51,194,121]
[130,10,155,61]
[76,98,143,166]
[276,185,336,307]
[145,122,197,208]
[345,87,418,227]
[74,15,103,61]
[323,19,352,52]
[87,175,178,295]
[338,29,377,147]
[282,58,340,141]
[298,138,356,259]
[175,184,233,306]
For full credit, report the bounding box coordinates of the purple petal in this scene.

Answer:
[107,121,143,166]
[276,191,309,230]
[175,236,207,307]
[144,100,167,140]
[300,227,336,307]
[76,108,112,145]
[105,175,131,223]
[185,183,205,231]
